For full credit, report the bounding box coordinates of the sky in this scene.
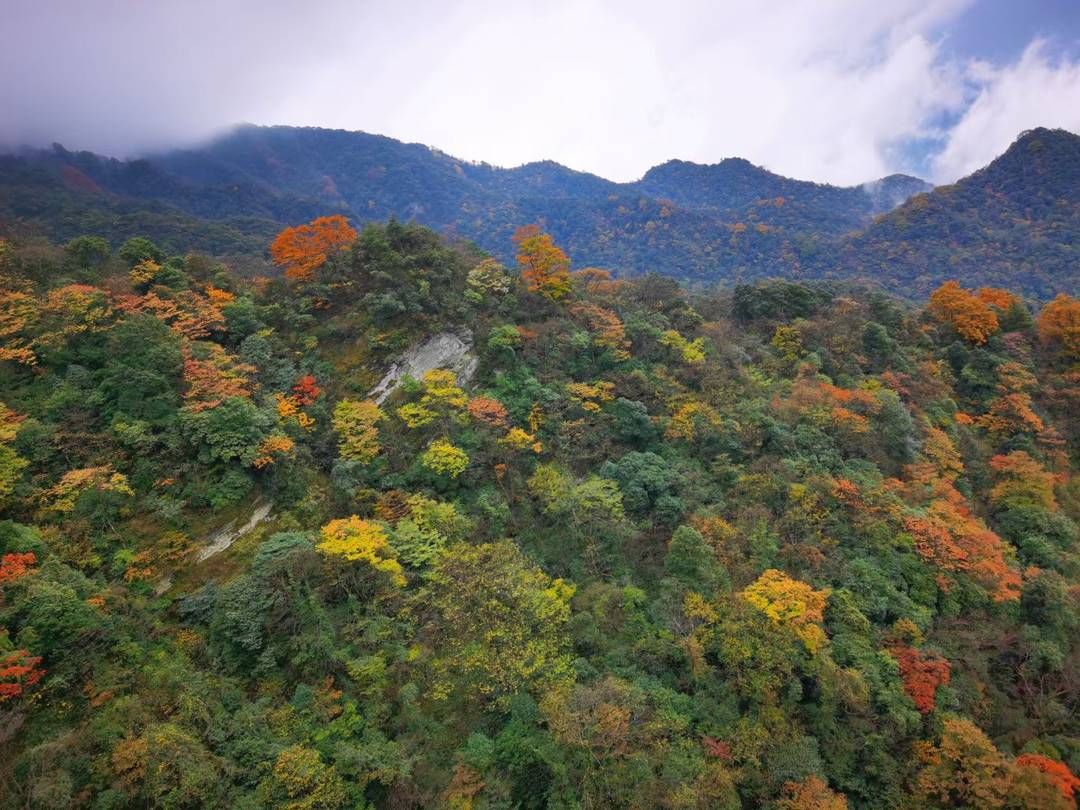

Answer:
[2,0,1079,186]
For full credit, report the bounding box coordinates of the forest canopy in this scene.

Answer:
[0,219,1078,809]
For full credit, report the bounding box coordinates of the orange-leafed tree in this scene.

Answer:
[0,290,39,365]
[914,717,1010,808]
[903,481,1021,601]
[776,775,848,809]
[976,286,1020,311]
[467,396,510,428]
[1037,293,1080,360]
[928,281,999,344]
[571,302,631,359]
[0,551,37,585]
[988,451,1058,512]
[1014,754,1080,804]
[182,344,256,412]
[977,391,1044,437]
[270,215,357,282]
[571,267,622,296]
[513,225,572,301]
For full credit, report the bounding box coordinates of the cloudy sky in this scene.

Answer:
[2,0,1079,185]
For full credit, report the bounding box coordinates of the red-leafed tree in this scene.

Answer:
[0,551,36,585]
[889,645,950,713]
[0,649,45,703]
[292,375,322,406]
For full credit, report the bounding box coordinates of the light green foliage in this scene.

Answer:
[389,494,471,567]
[487,324,523,353]
[424,540,575,708]
[659,328,706,363]
[527,464,624,523]
[332,398,384,462]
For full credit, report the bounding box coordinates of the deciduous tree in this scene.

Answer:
[513,225,572,301]
[317,516,405,586]
[929,281,999,344]
[332,399,385,463]
[1037,293,1080,360]
[270,215,357,282]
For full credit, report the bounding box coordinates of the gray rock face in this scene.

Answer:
[195,500,274,562]
[367,331,477,404]
[154,500,274,594]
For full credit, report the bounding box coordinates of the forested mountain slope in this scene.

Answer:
[1,126,1076,296]
[1,221,1079,808]
[832,128,1080,299]
[0,124,935,285]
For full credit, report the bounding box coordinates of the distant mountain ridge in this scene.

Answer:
[1,124,1077,297]
[833,127,1080,297]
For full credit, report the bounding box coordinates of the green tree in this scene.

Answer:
[424,540,576,709]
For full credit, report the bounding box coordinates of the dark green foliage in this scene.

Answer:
[117,236,163,267]
[0,220,1077,810]
[5,126,1075,297]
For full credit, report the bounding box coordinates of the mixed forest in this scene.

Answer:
[0,213,1079,809]
[2,126,1077,298]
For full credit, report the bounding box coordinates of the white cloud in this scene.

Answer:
[931,40,1080,181]
[1,0,1077,186]
[270,0,979,184]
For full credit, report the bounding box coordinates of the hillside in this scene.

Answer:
[833,128,1080,298]
[0,125,929,281]
[1,221,1079,807]
[1,126,1077,297]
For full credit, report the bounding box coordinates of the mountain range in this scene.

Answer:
[1,124,1077,298]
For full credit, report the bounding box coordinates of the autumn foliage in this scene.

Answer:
[742,569,829,653]
[182,344,256,411]
[776,775,849,810]
[514,225,572,301]
[317,516,405,586]
[1014,754,1080,803]
[889,645,951,713]
[291,375,322,406]
[989,451,1058,511]
[0,551,37,585]
[467,396,510,428]
[270,215,357,282]
[0,649,45,702]
[903,480,1020,601]
[928,281,999,344]
[1037,293,1080,360]
[570,302,631,359]
[332,399,385,463]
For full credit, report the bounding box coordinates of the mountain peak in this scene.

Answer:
[967,125,1080,198]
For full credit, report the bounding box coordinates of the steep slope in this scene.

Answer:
[833,128,1080,298]
[1,222,1078,808]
